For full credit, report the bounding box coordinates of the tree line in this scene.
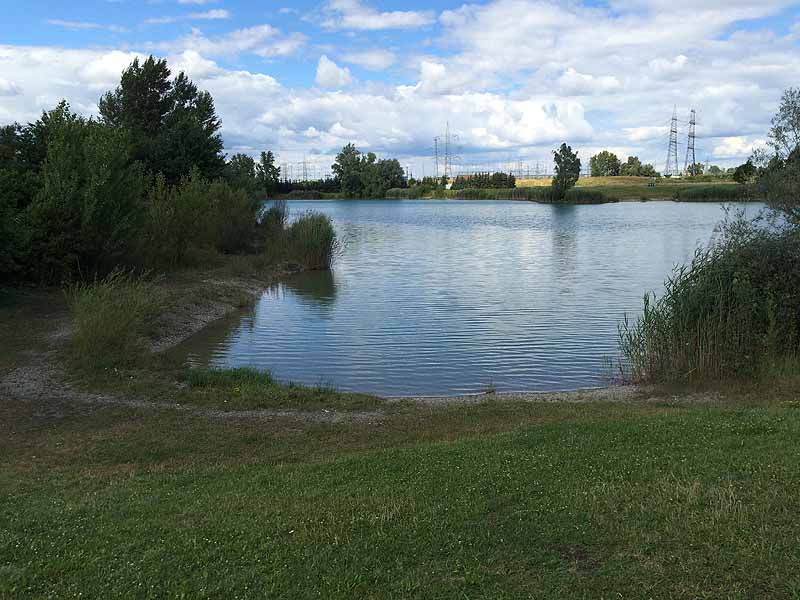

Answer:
[588,151,659,178]
[450,172,516,190]
[0,56,291,284]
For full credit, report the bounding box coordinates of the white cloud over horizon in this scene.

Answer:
[2,0,799,175]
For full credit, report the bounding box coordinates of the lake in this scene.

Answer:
[176,199,759,396]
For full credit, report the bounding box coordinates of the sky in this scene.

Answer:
[1,0,799,178]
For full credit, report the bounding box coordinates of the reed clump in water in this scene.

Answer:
[619,219,800,383]
[286,212,338,270]
[261,201,339,270]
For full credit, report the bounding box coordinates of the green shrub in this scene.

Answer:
[0,194,24,282]
[66,270,162,367]
[619,222,800,383]
[262,199,288,232]
[143,170,218,267]
[211,180,260,254]
[287,212,338,270]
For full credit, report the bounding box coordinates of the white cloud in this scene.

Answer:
[320,0,436,30]
[0,78,22,96]
[315,55,353,88]
[46,19,127,33]
[557,68,620,95]
[648,55,688,78]
[4,0,800,172]
[151,25,306,58]
[712,136,765,158]
[145,10,231,26]
[340,49,396,70]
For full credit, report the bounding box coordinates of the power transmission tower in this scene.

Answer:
[444,122,450,179]
[665,106,679,177]
[434,122,459,181]
[433,137,440,178]
[683,109,697,176]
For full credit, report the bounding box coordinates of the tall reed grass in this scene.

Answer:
[261,206,339,270]
[262,198,288,231]
[673,184,754,202]
[66,270,161,367]
[618,222,800,383]
[287,212,339,270]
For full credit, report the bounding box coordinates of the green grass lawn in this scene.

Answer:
[2,394,800,598]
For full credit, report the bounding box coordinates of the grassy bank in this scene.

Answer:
[517,177,751,201]
[2,382,800,597]
[384,180,753,203]
[274,190,342,200]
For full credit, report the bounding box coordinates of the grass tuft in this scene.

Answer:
[187,366,276,388]
[179,366,381,410]
[66,270,161,367]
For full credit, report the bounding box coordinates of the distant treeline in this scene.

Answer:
[451,172,516,190]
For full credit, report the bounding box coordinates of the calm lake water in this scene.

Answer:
[177,199,759,396]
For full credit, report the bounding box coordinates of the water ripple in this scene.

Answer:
[176,199,758,396]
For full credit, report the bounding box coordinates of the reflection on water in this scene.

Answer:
[172,199,761,396]
[284,270,337,310]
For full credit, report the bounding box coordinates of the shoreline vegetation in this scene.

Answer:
[278,178,757,203]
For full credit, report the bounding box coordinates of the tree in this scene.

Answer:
[332,144,364,198]
[552,143,581,198]
[377,158,406,192]
[733,160,756,184]
[620,155,642,176]
[28,104,146,281]
[768,87,800,160]
[256,151,281,196]
[686,162,705,176]
[640,163,659,177]
[707,165,724,177]
[100,56,224,183]
[756,87,800,224]
[225,153,258,196]
[590,151,620,177]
